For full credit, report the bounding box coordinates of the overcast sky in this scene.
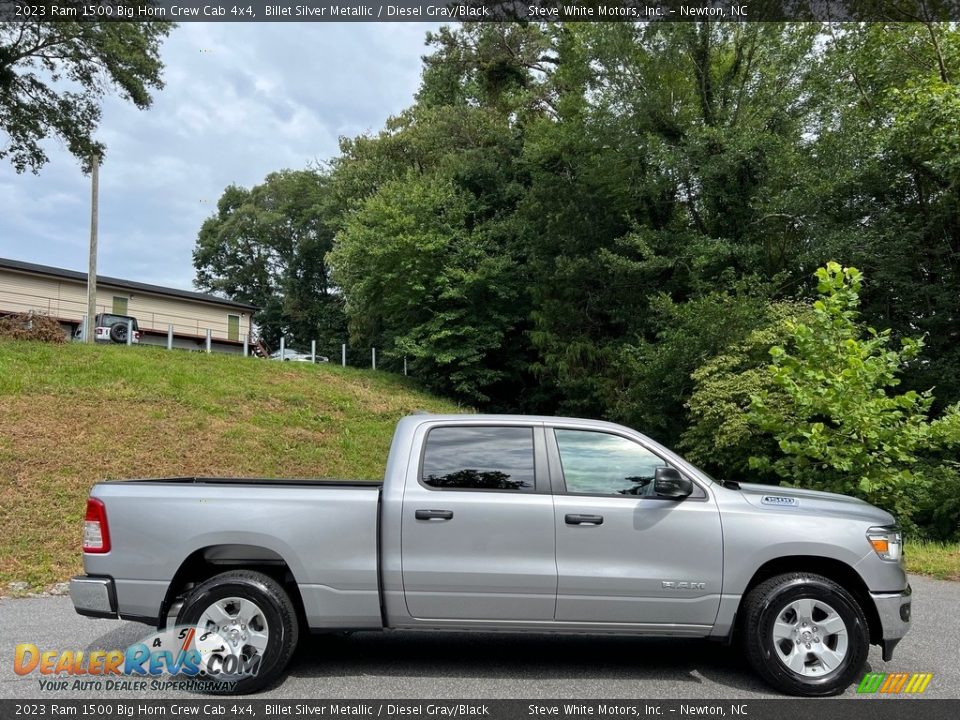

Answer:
[0,22,440,290]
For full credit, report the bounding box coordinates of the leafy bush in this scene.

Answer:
[746,263,960,528]
[679,302,810,481]
[0,313,65,344]
[611,289,773,445]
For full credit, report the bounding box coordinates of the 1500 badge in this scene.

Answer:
[762,495,799,506]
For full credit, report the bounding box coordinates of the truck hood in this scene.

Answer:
[735,482,896,526]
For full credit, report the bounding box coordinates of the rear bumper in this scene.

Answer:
[69,575,117,619]
[871,583,911,661]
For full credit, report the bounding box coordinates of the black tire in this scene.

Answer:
[109,323,128,344]
[176,570,299,694]
[741,572,869,696]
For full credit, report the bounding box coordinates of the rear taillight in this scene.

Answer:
[83,498,111,553]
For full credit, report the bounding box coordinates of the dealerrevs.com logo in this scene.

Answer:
[856,672,934,694]
[13,625,259,693]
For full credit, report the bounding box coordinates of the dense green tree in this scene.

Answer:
[797,23,960,412]
[330,175,522,402]
[417,23,555,117]
[325,24,546,404]
[519,23,817,433]
[326,21,959,427]
[0,16,173,173]
[193,170,345,351]
[612,289,775,442]
[680,301,811,481]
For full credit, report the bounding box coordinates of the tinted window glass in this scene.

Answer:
[422,427,535,492]
[555,430,667,496]
[98,314,138,330]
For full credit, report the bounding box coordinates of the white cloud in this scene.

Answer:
[0,21,442,290]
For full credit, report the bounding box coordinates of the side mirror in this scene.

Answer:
[654,467,693,499]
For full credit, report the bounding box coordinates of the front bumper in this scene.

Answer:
[69,575,118,619]
[871,583,912,661]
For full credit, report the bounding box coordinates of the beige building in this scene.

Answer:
[0,257,258,353]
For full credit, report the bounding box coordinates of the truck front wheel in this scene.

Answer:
[176,570,299,694]
[742,572,869,696]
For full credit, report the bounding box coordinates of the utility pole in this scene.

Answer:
[85,153,100,343]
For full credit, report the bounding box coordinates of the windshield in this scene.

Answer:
[97,314,139,330]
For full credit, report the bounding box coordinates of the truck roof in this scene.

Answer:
[398,413,632,432]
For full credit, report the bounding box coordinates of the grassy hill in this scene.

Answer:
[2,340,956,594]
[0,340,464,592]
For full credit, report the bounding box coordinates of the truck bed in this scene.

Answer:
[85,478,384,629]
[112,476,383,488]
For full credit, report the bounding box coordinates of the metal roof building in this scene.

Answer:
[0,257,258,353]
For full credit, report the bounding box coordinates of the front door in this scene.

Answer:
[550,428,723,628]
[401,424,557,621]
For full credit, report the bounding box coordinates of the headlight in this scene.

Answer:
[867,526,902,561]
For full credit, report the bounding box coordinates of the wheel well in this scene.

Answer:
[160,545,307,631]
[738,555,882,645]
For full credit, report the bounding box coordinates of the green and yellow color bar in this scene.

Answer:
[857,672,933,694]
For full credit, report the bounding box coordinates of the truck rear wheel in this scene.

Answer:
[176,570,299,694]
[741,572,869,696]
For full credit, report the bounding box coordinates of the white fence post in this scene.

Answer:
[126,319,133,346]
[404,356,408,376]
[81,314,88,342]
[341,343,346,367]
[167,324,174,350]
[205,329,212,353]
[279,336,285,360]
[311,340,316,364]
[371,347,377,370]
[243,333,249,357]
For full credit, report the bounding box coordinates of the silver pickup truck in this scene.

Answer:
[70,414,911,696]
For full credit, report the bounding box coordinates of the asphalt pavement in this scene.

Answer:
[1,575,956,700]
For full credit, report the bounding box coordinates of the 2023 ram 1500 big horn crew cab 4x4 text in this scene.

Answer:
[70,414,912,695]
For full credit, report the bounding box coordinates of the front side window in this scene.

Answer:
[555,429,667,496]
[421,426,535,492]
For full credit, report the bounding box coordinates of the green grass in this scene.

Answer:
[904,540,960,581]
[0,340,465,592]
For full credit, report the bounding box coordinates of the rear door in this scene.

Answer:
[400,423,557,621]
[549,427,723,628]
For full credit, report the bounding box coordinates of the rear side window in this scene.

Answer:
[421,426,535,492]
